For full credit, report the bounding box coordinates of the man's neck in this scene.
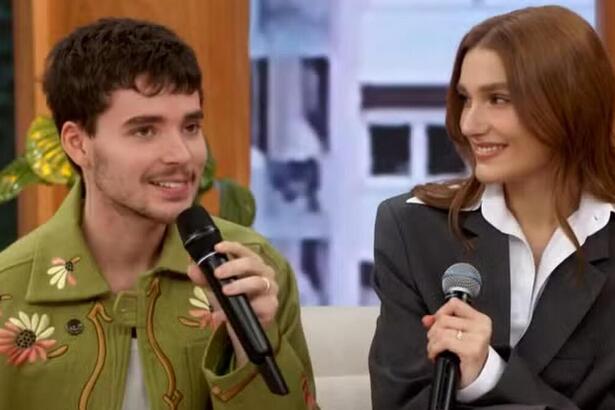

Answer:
[81,193,167,293]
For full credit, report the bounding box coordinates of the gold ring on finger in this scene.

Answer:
[261,277,272,293]
[456,329,463,341]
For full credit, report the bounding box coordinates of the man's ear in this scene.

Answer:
[60,121,91,169]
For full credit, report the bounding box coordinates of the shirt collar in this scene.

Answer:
[406,183,615,245]
[481,184,615,246]
[480,184,523,238]
[405,186,481,211]
[26,181,190,304]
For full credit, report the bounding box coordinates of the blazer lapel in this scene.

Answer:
[514,221,610,374]
[462,211,511,354]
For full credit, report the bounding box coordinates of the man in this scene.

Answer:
[0,18,316,409]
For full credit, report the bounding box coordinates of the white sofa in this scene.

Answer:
[300,306,380,410]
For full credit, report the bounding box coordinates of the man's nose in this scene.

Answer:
[161,132,192,164]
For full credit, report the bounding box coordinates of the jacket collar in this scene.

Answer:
[25,182,190,304]
[515,221,610,373]
[409,183,613,361]
[461,193,612,369]
[459,211,512,353]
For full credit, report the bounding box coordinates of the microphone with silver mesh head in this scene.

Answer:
[429,263,482,410]
[442,262,482,302]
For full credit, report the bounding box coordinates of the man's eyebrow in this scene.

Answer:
[122,111,204,127]
[123,115,164,127]
[184,111,204,121]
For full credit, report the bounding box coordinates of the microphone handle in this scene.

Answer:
[197,252,289,395]
[429,351,459,410]
[428,283,473,407]
[430,289,466,410]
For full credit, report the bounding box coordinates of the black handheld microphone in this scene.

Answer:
[177,206,289,395]
[428,262,482,410]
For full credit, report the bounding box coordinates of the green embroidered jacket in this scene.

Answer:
[0,184,317,409]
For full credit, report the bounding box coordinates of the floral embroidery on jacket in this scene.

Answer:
[178,286,215,329]
[0,311,57,366]
[47,256,81,289]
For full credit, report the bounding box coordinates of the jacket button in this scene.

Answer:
[66,319,84,335]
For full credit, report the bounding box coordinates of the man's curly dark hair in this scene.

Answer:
[43,17,203,136]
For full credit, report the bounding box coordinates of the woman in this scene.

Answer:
[369,6,615,410]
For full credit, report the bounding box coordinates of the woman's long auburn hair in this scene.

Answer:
[413,6,615,250]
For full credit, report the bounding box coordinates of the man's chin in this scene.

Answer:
[141,206,189,225]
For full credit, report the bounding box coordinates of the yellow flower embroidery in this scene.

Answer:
[47,257,81,290]
[0,311,56,366]
[188,287,213,329]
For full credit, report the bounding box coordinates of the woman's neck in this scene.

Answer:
[503,174,579,266]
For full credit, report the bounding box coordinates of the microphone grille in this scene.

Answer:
[442,263,482,299]
[177,206,216,243]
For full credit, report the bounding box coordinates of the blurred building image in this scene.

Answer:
[248,0,594,305]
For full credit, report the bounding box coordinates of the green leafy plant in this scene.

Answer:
[0,116,256,226]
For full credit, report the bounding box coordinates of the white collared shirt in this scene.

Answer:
[407,184,615,402]
[122,339,149,409]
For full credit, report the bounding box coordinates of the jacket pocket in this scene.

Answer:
[184,340,209,409]
[540,355,593,397]
[0,350,85,409]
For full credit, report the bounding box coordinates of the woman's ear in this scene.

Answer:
[60,121,90,169]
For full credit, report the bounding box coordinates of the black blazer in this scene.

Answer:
[369,194,615,410]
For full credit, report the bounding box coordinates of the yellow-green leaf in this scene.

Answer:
[0,157,43,203]
[217,178,256,227]
[25,116,75,185]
